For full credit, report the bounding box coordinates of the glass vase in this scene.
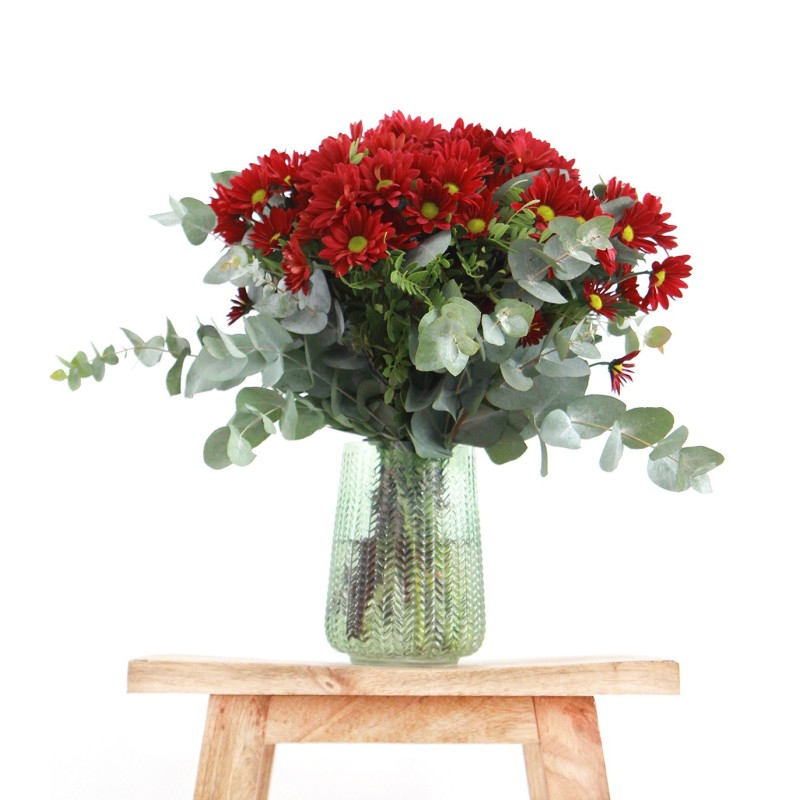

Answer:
[325,440,485,666]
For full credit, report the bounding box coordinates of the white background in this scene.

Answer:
[2,2,797,797]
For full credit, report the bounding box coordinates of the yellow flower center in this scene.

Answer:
[611,363,623,374]
[444,182,460,194]
[421,201,439,220]
[348,235,368,254]
[538,204,555,222]
[283,174,292,185]
[375,178,393,190]
[576,216,586,224]
[589,293,603,311]
[251,188,267,205]
[467,218,486,234]
[622,224,634,242]
[654,269,666,287]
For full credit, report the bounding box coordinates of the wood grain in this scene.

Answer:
[194,695,274,800]
[128,656,679,696]
[531,696,610,800]
[263,695,539,743]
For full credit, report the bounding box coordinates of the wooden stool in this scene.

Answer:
[127,656,679,799]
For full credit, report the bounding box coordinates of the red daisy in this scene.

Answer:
[493,129,579,180]
[641,254,692,310]
[256,149,305,194]
[403,180,457,235]
[209,190,248,244]
[248,207,297,257]
[453,193,499,238]
[599,177,638,202]
[617,269,644,309]
[512,170,584,231]
[358,149,419,208]
[319,206,395,277]
[584,279,622,321]
[222,163,274,216]
[608,350,639,394]
[520,310,550,347]
[302,162,361,232]
[227,287,254,325]
[281,235,311,294]
[366,111,446,152]
[297,130,361,193]
[616,193,677,253]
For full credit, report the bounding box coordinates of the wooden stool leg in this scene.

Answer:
[523,697,610,800]
[194,695,274,800]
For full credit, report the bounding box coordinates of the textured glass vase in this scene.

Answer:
[325,441,485,666]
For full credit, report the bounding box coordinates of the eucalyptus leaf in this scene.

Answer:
[245,314,294,356]
[486,427,527,464]
[404,230,452,268]
[203,426,232,470]
[500,359,534,392]
[452,406,507,447]
[600,422,623,472]
[679,446,724,477]
[647,454,688,492]
[281,393,325,440]
[567,395,626,439]
[179,197,217,246]
[619,407,674,449]
[645,326,672,349]
[410,407,451,458]
[650,425,689,460]
[121,329,164,367]
[226,425,256,466]
[165,354,187,396]
[540,409,582,449]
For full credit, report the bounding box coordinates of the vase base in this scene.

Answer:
[349,655,460,668]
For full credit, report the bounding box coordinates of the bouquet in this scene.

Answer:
[53,111,722,491]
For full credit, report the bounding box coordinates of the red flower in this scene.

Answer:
[320,206,395,277]
[222,163,274,216]
[454,193,499,238]
[584,280,622,320]
[641,254,692,310]
[403,180,457,235]
[365,111,446,152]
[227,287,254,325]
[256,149,305,193]
[513,170,584,231]
[249,207,297,256]
[209,191,248,244]
[282,235,311,294]
[358,149,419,208]
[493,129,578,180]
[616,193,677,253]
[302,162,361,232]
[520,310,550,347]
[608,350,639,394]
[600,177,638,202]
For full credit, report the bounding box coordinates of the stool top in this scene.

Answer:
[127,655,679,696]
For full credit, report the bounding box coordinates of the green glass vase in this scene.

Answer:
[325,441,485,666]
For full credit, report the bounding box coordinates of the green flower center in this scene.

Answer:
[538,204,555,222]
[251,188,267,205]
[348,235,368,254]
[421,201,439,220]
[375,179,393,190]
[654,269,666,287]
[467,218,486,234]
[622,224,634,242]
[444,182,460,195]
[589,293,603,311]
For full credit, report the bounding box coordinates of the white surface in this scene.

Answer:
[1,1,796,798]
